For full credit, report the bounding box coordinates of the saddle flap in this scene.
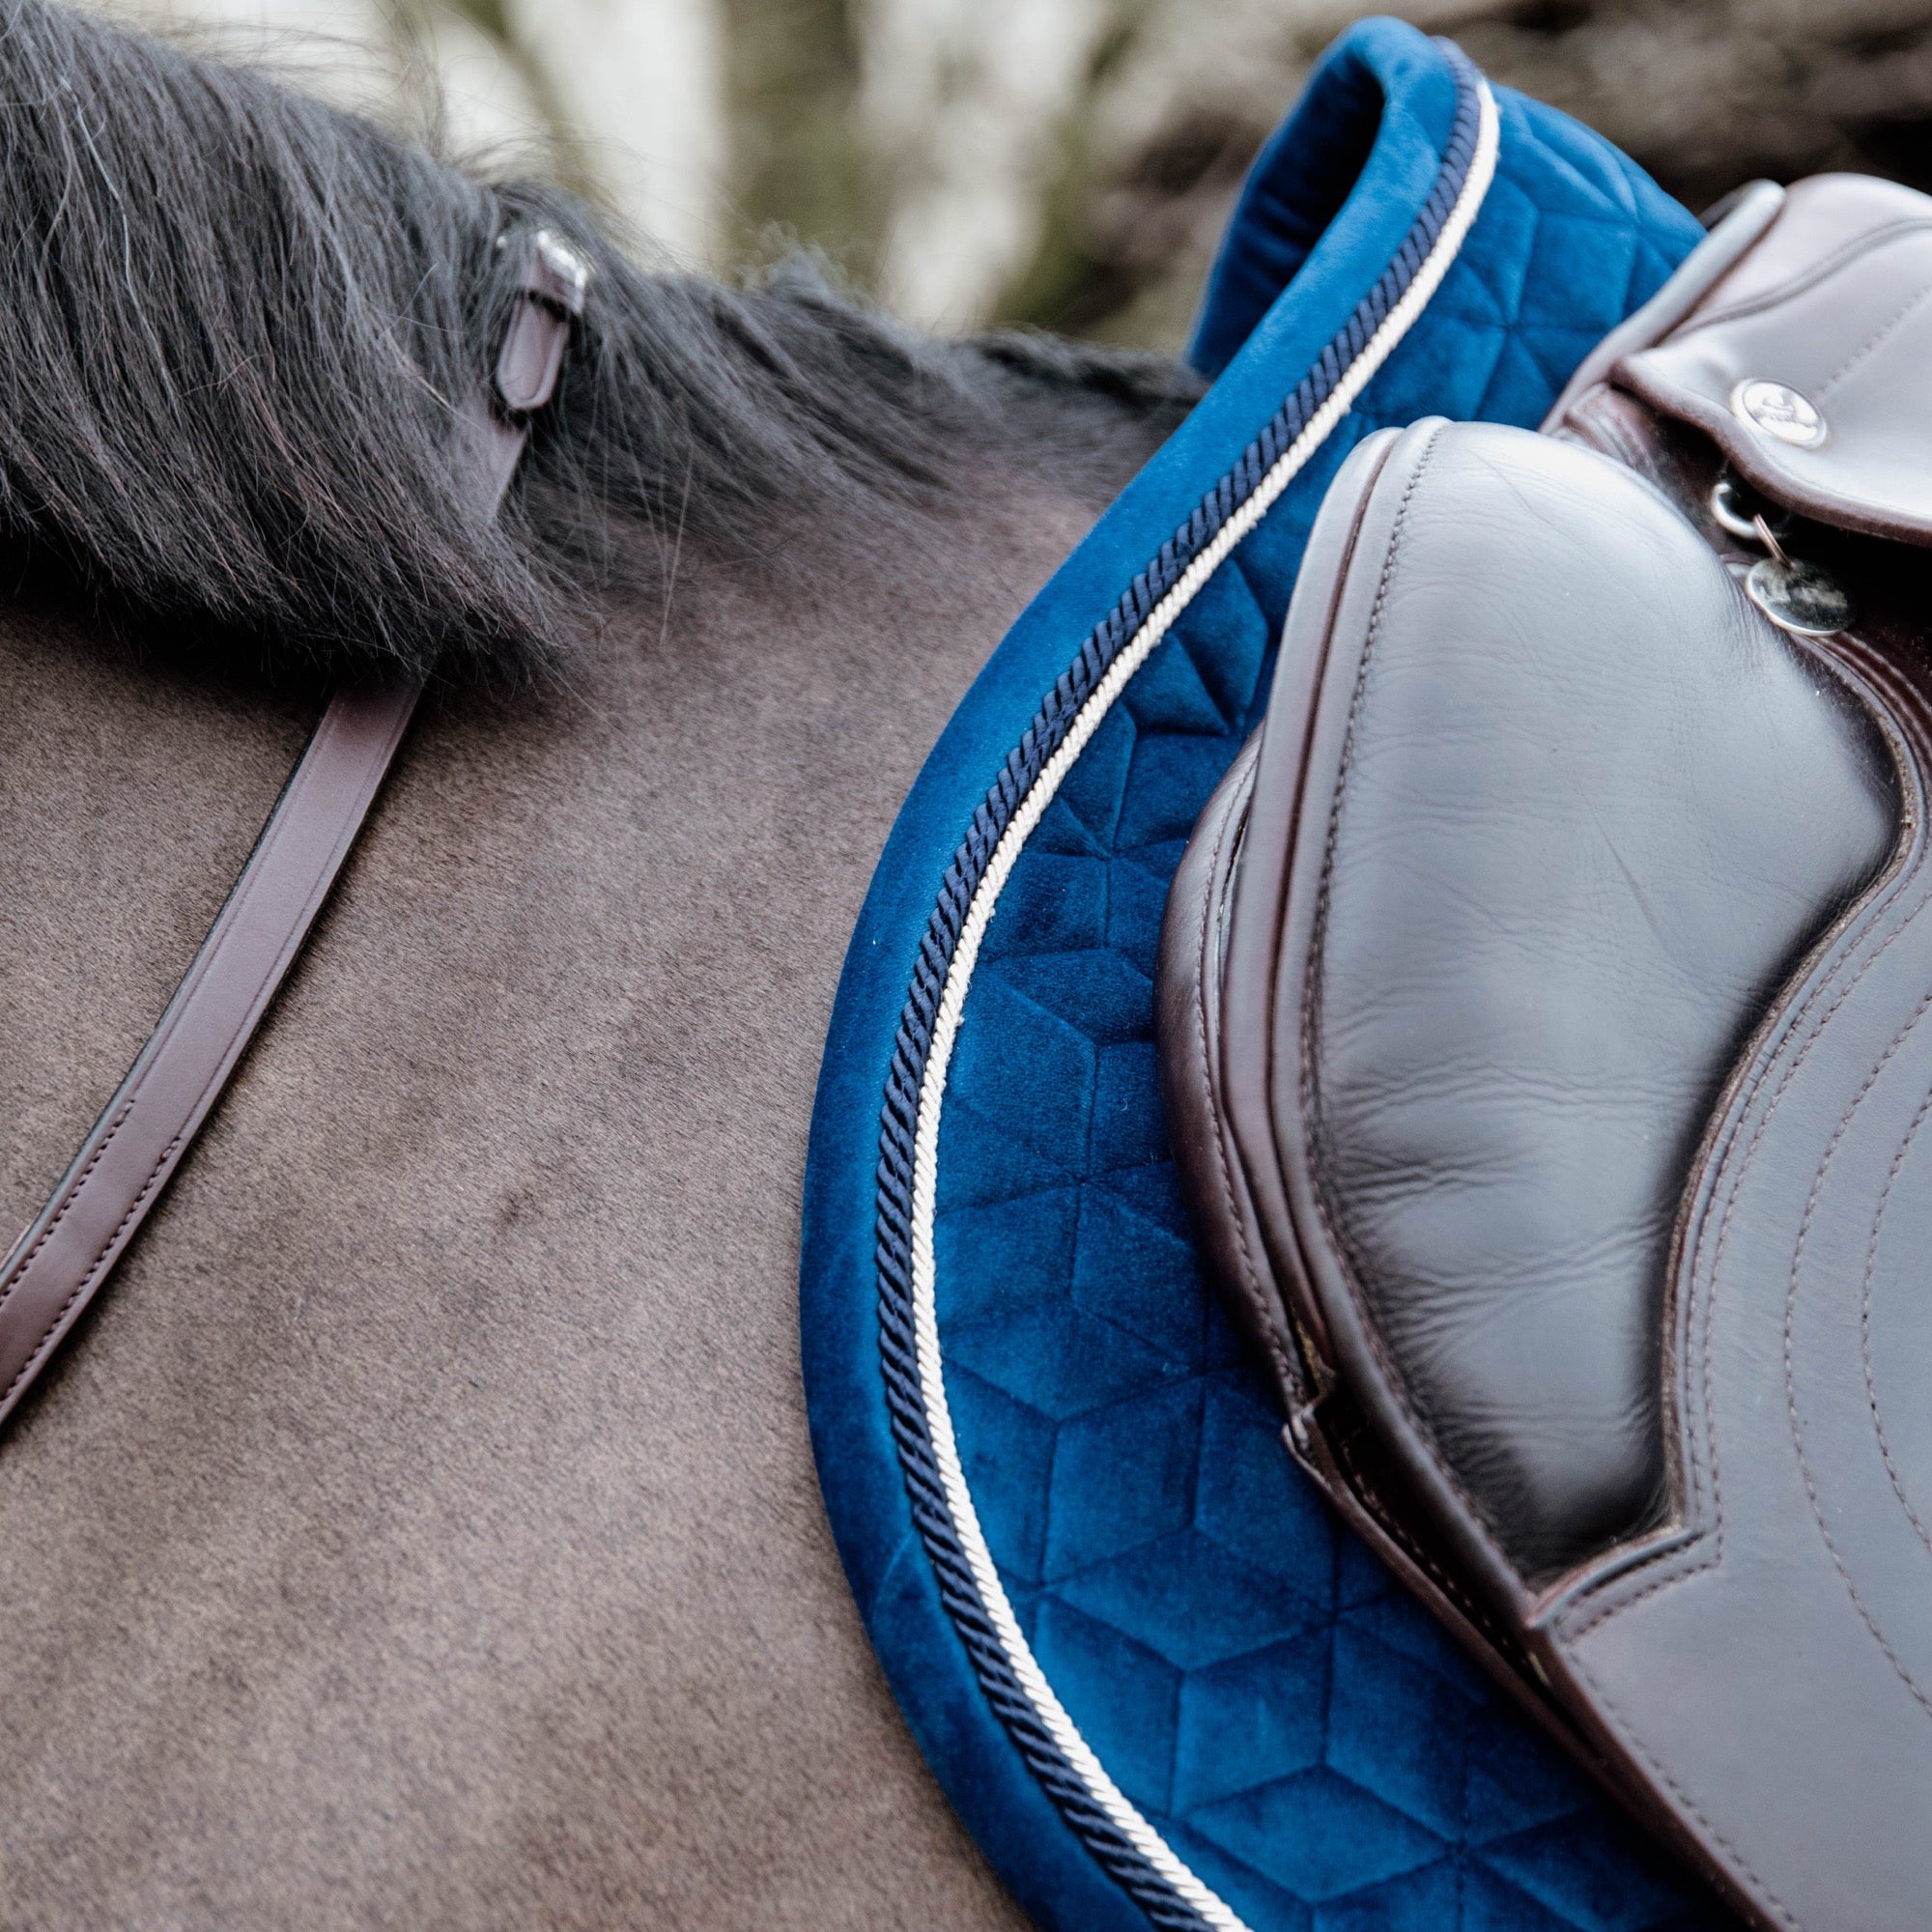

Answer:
[1616,174,1932,543]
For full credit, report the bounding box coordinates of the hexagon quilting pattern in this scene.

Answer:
[932,99,1732,1932]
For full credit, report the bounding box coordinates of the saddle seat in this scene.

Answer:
[1159,173,1932,1932]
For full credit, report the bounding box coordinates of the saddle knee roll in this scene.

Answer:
[1159,174,1932,1932]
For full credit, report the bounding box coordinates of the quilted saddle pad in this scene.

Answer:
[802,22,1724,1931]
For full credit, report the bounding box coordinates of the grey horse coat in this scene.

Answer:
[0,464,1169,1929]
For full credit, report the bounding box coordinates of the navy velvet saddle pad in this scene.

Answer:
[803,21,1726,1931]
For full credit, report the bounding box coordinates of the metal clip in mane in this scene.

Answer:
[495,227,594,416]
[532,231,593,316]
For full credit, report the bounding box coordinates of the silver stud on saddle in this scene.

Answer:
[1745,555,1852,636]
[1741,512,1853,636]
[1711,480,1854,637]
[1732,377,1828,447]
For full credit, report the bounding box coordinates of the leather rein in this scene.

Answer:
[0,229,589,1434]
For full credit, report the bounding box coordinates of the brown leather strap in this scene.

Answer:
[0,226,587,1433]
[0,681,418,1425]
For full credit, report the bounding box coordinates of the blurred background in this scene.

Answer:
[85,0,1932,350]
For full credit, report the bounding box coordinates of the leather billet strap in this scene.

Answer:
[0,226,589,1433]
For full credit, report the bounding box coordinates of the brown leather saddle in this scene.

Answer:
[1159,172,1932,1932]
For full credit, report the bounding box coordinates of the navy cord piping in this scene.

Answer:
[871,46,1484,1931]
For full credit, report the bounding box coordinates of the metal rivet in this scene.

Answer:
[534,228,593,299]
[1732,378,1827,448]
[1745,555,1853,636]
[1709,470,1791,542]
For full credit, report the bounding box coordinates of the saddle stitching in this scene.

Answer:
[1323,1412,1521,1659]
[1673,219,1932,337]
[1683,661,1928,1580]
[1560,1548,1715,1644]
[1781,961,1932,1720]
[1814,275,1932,398]
[1565,1648,1803,1932]
[1562,648,1929,1639]
[1192,776,1296,1402]
[0,756,342,1393]
[0,1096,136,1323]
[1861,1075,1932,1554]
[0,1126,185,1410]
[1563,848,1918,1635]
[1296,424,1517,1563]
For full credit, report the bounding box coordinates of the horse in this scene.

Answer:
[0,6,1200,1924]
[0,5,1724,1929]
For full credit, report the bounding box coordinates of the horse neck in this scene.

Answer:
[0,416,1157,1929]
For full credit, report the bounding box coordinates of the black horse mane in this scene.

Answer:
[0,1,1202,686]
